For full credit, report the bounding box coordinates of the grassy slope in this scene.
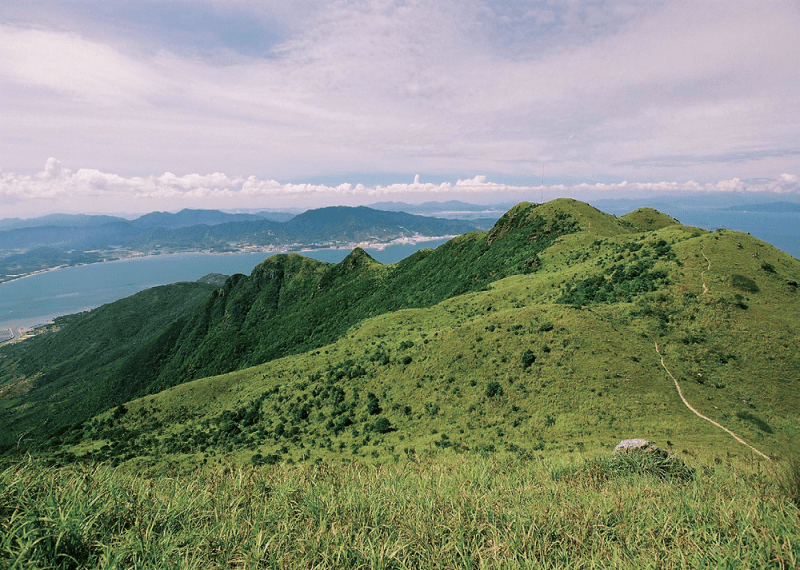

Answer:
[135,200,579,389]
[2,199,799,569]
[0,282,218,448]
[2,455,797,569]
[0,201,580,451]
[31,202,799,472]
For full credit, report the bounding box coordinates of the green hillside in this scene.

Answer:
[2,199,799,569]
[0,281,219,449]
[2,199,795,470]
[1,200,584,451]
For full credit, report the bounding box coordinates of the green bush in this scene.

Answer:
[521,349,536,368]
[372,417,392,434]
[485,381,504,398]
[366,393,382,415]
[732,274,760,293]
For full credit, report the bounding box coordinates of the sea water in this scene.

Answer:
[0,240,449,337]
[2,207,798,339]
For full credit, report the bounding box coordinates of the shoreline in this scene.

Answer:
[0,320,58,345]
[0,235,459,286]
[0,237,456,341]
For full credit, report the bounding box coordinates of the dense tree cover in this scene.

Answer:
[0,282,219,450]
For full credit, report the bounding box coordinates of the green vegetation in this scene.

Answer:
[1,201,582,450]
[1,198,799,568]
[1,455,797,569]
[0,281,219,451]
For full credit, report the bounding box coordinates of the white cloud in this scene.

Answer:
[0,25,156,105]
[1,158,798,217]
[0,1,798,194]
[42,157,66,178]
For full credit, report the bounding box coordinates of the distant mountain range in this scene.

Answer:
[2,199,797,463]
[369,200,510,220]
[0,206,488,283]
[0,208,295,232]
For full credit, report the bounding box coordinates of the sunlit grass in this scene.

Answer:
[2,453,798,569]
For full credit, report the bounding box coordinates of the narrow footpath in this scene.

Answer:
[700,243,711,295]
[654,340,771,461]
[656,244,770,459]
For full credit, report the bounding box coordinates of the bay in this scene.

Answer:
[2,205,798,341]
[0,239,449,337]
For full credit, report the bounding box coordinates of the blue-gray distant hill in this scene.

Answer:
[130,209,268,229]
[0,213,126,231]
[0,206,485,282]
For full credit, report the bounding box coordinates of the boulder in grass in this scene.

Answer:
[613,438,670,458]
[612,439,693,481]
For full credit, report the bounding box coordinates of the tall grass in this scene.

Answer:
[2,454,798,569]
[777,451,800,508]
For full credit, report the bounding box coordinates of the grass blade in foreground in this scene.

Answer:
[1,455,798,569]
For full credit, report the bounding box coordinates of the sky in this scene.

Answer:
[1,0,799,216]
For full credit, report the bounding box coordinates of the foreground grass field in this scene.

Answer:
[2,452,798,569]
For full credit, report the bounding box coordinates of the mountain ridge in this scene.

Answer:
[1,199,798,467]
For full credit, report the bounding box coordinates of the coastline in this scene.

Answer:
[0,235,459,286]
[0,236,455,343]
[0,319,60,345]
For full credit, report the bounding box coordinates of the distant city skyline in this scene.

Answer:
[1,0,798,215]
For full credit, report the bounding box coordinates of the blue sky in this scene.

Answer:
[1,0,798,215]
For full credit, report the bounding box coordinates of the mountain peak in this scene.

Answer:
[620,208,680,231]
[340,247,380,270]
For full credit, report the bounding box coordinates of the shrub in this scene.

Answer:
[367,393,382,415]
[557,452,694,483]
[732,274,760,293]
[372,417,392,434]
[521,349,536,368]
[609,450,694,482]
[485,381,503,398]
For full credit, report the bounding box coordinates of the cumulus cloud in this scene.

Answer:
[1,158,798,216]
[42,157,66,179]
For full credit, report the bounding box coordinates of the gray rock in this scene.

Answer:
[611,439,693,481]
[613,439,673,460]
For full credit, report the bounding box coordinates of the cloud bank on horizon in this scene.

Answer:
[3,158,798,215]
[1,0,798,215]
